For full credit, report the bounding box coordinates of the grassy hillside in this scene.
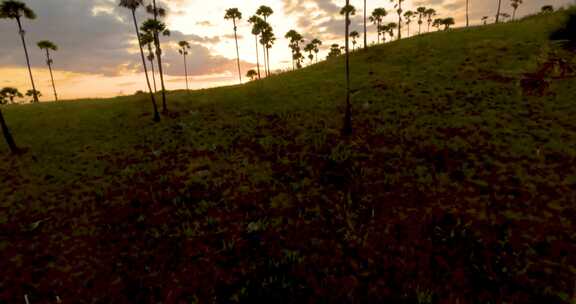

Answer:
[1,10,576,303]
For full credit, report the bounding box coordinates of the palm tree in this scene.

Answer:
[510,0,523,20]
[340,3,355,136]
[37,40,58,101]
[442,17,455,30]
[386,22,397,40]
[327,44,342,58]
[425,8,436,32]
[481,16,489,25]
[433,18,443,31]
[541,5,554,13]
[140,31,157,92]
[495,0,503,23]
[350,31,359,51]
[1,87,22,104]
[260,24,275,75]
[25,89,40,102]
[225,8,243,84]
[120,0,160,122]
[285,30,304,70]
[404,10,415,37]
[363,0,367,49]
[147,0,168,112]
[178,41,191,92]
[246,69,258,81]
[256,6,274,76]
[0,0,39,103]
[248,15,264,79]
[0,107,18,153]
[466,0,470,27]
[390,0,405,40]
[304,42,315,63]
[369,8,387,44]
[378,24,388,42]
[416,7,427,34]
[311,38,322,63]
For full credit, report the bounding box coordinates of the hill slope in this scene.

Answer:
[1,10,576,303]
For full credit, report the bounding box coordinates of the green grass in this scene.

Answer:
[1,9,576,303]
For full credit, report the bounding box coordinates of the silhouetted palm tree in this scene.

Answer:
[466,0,470,27]
[304,42,315,63]
[370,8,387,44]
[225,8,243,84]
[327,44,342,58]
[25,89,40,102]
[178,40,191,92]
[350,31,359,51]
[147,0,168,112]
[425,8,436,32]
[311,38,322,63]
[120,0,160,122]
[0,0,39,102]
[404,10,415,37]
[248,15,264,79]
[416,7,426,34]
[496,0,503,23]
[246,69,257,81]
[510,0,523,20]
[285,30,304,70]
[481,16,489,25]
[390,0,405,40]
[37,40,58,101]
[541,5,554,13]
[0,107,18,153]
[386,22,397,40]
[256,6,274,76]
[260,24,275,75]
[433,18,443,31]
[139,31,157,92]
[341,2,355,136]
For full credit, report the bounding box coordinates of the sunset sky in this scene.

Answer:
[0,0,572,101]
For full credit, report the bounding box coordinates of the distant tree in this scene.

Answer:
[225,8,243,84]
[246,69,258,81]
[178,41,191,92]
[433,18,443,31]
[385,22,397,40]
[350,30,359,51]
[442,17,455,30]
[416,7,427,34]
[304,42,315,63]
[341,2,355,136]
[510,0,523,20]
[425,8,436,32]
[256,6,273,76]
[404,10,415,37]
[541,5,554,13]
[0,106,18,153]
[481,16,489,25]
[139,31,157,92]
[120,0,160,122]
[327,44,342,58]
[370,8,387,44]
[37,40,59,101]
[248,15,264,79]
[146,0,168,112]
[311,38,322,63]
[285,30,304,70]
[1,87,23,104]
[0,0,39,102]
[390,0,405,40]
[495,0,503,23]
[25,89,40,102]
[499,12,511,22]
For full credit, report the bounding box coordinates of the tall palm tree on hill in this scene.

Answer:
[340,2,355,136]
[256,6,274,76]
[147,0,168,112]
[404,10,415,37]
[311,38,322,63]
[178,40,191,92]
[37,40,59,101]
[369,8,387,44]
[0,0,39,102]
[390,0,405,40]
[225,8,243,84]
[119,0,160,122]
[416,7,427,34]
[350,31,359,51]
[425,8,436,32]
[248,15,264,79]
[139,31,157,92]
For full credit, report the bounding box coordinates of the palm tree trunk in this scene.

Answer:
[254,35,261,79]
[16,17,38,103]
[152,0,167,112]
[147,43,157,92]
[397,1,402,40]
[132,9,160,122]
[363,0,367,49]
[495,0,502,23]
[407,23,410,37]
[232,19,242,84]
[342,0,352,137]
[45,50,58,101]
[266,47,271,76]
[466,0,470,27]
[377,21,381,44]
[183,54,189,92]
[512,8,517,20]
[0,108,19,154]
